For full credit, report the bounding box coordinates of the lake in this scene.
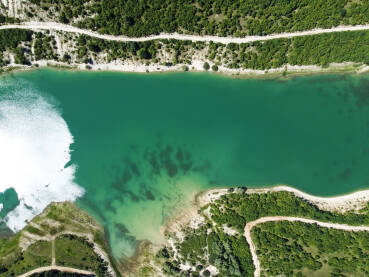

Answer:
[1,69,369,257]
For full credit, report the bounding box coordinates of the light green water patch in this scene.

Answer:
[4,69,369,258]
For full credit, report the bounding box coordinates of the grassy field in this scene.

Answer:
[0,240,51,277]
[0,202,116,277]
[55,234,110,277]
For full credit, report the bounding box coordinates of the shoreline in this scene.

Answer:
[1,60,368,79]
[163,183,369,249]
[197,184,369,212]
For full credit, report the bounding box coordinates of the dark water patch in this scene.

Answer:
[104,199,117,214]
[344,77,369,108]
[339,168,352,180]
[193,160,211,173]
[140,184,155,201]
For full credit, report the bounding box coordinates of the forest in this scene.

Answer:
[209,190,369,233]
[253,221,369,276]
[23,0,369,37]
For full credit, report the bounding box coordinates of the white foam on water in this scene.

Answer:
[0,81,84,232]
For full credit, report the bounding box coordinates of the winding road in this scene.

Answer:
[244,217,369,277]
[1,22,369,44]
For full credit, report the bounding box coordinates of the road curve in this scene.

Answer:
[244,216,369,277]
[1,22,369,44]
[18,265,95,277]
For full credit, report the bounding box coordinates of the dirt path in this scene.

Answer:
[1,21,369,44]
[51,238,55,266]
[18,265,95,277]
[244,216,369,277]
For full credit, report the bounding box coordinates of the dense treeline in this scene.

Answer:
[0,29,33,66]
[210,190,369,233]
[209,31,369,70]
[30,270,94,276]
[24,0,369,37]
[289,31,369,66]
[253,221,369,276]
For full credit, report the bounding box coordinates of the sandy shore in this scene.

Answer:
[198,185,369,212]
[2,59,366,78]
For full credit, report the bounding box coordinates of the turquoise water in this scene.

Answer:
[2,70,369,257]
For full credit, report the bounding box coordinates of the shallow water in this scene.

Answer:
[1,70,369,257]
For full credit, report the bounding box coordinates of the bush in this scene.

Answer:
[203,269,210,276]
[211,64,218,71]
[203,62,210,70]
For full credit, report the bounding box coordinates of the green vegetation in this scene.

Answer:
[0,240,51,277]
[0,202,117,277]
[23,0,369,37]
[30,270,94,277]
[33,32,58,61]
[158,225,254,277]
[55,234,110,276]
[157,189,369,276]
[71,30,369,71]
[206,31,369,70]
[209,190,369,233]
[0,15,20,24]
[0,29,33,66]
[2,27,369,72]
[252,221,369,276]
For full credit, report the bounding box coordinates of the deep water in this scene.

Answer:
[2,69,369,257]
